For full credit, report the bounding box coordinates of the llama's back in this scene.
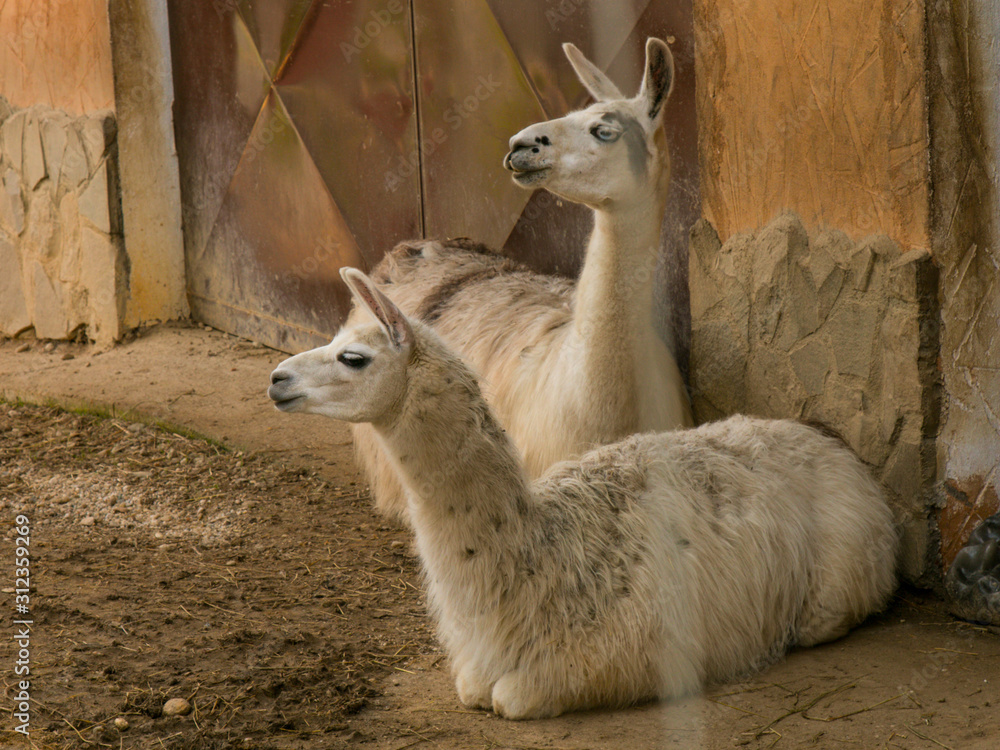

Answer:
[500,417,897,710]
[640,416,898,686]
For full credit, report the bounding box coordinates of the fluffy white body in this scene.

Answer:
[269,269,899,720]
[351,38,693,524]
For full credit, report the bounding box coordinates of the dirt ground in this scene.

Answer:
[1,323,999,750]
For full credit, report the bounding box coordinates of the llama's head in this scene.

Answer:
[268,268,414,425]
[503,37,674,209]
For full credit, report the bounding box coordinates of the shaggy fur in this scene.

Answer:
[351,38,693,525]
[268,270,899,720]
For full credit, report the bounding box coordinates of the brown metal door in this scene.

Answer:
[167,0,698,366]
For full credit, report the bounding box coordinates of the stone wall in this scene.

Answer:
[0,97,125,345]
[689,213,940,584]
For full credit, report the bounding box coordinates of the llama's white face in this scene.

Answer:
[503,38,674,209]
[268,325,408,424]
[268,269,414,425]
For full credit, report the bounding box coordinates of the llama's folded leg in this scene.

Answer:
[491,668,562,720]
[454,662,494,710]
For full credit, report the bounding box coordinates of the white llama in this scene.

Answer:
[352,37,693,524]
[268,268,899,721]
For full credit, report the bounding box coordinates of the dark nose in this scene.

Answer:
[270,370,290,386]
[503,135,550,171]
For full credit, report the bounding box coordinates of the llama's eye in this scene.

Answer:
[337,351,369,369]
[591,125,620,142]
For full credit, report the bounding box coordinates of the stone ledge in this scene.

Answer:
[0,96,124,345]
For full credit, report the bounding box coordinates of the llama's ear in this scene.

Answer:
[563,42,623,102]
[638,37,674,123]
[340,267,414,350]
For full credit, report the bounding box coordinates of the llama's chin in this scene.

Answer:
[511,168,550,187]
[271,394,305,412]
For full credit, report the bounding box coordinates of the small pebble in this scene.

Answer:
[43,342,56,353]
[390,541,406,551]
[80,516,96,527]
[114,717,129,731]
[162,698,191,717]
[128,423,143,433]
[15,344,30,353]
[62,353,75,360]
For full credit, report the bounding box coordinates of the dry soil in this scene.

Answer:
[1,324,998,750]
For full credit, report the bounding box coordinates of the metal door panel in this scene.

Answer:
[275,0,421,268]
[484,0,650,117]
[169,1,272,262]
[235,0,315,76]
[412,0,541,248]
[169,1,698,363]
[189,91,366,352]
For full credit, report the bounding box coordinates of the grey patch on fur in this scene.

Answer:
[417,264,519,323]
[600,111,648,177]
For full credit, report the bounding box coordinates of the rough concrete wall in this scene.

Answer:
[927,1,1000,571]
[690,213,939,583]
[0,99,126,345]
[693,0,929,251]
[0,0,116,115]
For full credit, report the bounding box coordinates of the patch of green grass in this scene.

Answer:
[1,395,229,451]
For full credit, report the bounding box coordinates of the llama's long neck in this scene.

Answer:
[374,343,532,585]
[567,185,667,430]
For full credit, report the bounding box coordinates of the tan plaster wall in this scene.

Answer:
[694,0,929,251]
[0,0,116,115]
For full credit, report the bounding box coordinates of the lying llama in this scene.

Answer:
[352,37,693,524]
[268,268,899,720]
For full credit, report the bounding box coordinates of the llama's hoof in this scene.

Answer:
[491,670,561,720]
[454,666,493,710]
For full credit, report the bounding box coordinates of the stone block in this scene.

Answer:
[746,347,802,417]
[815,264,846,322]
[787,258,820,340]
[749,214,801,300]
[31,261,71,339]
[0,168,25,235]
[79,160,112,234]
[751,284,784,346]
[58,192,82,283]
[789,335,833,396]
[79,226,123,344]
[22,112,46,190]
[22,186,59,260]
[828,299,880,378]
[41,118,69,192]
[0,236,30,335]
[1,110,26,173]
[690,318,748,421]
[60,127,89,190]
[849,244,875,291]
[882,440,923,509]
[0,96,12,124]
